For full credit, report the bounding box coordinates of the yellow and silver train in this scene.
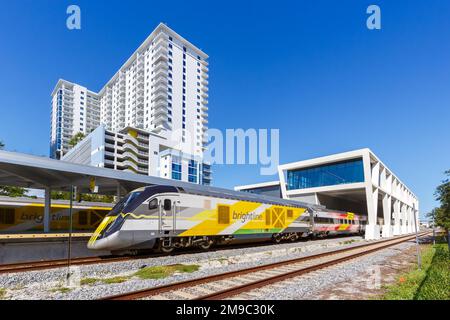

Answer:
[88,185,366,254]
[0,197,112,233]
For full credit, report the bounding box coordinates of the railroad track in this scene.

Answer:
[0,255,144,274]
[0,234,362,274]
[101,232,430,300]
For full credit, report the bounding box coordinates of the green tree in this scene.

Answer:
[51,190,114,203]
[0,186,28,197]
[68,132,86,148]
[0,140,4,149]
[428,170,450,250]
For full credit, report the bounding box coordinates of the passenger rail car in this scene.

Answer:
[88,185,366,254]
[0,197,111,233]
[88,185,313,253]
[312,210,366,237]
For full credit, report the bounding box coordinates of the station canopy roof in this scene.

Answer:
[0,150,196,194]
[0,150,317,209]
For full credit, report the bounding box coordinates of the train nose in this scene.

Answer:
[87,237,109,250]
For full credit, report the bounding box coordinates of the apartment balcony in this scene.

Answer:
[201,65,209,73]
[153,83,167,95]
[152,91,167,103]
[154,61,168,72]
[137,72,144,82]
[154,105,167,117]
[154,98,166,109]
[153,67,168,79]
[123,151,140,163]
[123,142,139,154]
[122,159,140,172]
[201,99,209,105]
[201,91,209,99]
[154,113,167,124]
[202,118,208,124]
[201,72,209,79]
[136,134,149,142]
[154,47,168,63]
[201,105,208,111]
[136,108,144,117]
[201,78,209,86]
[136,94,144,103]
[154,34,167,48]
[153,74,167,86]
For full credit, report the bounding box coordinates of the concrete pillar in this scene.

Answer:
[363,152,380,240]
[401,204,408,234]
[382,194,392,237]
[393,200,401,235]
[44,187,51,233]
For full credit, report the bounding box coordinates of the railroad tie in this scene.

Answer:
[171,290,198,299]
[193,286,216,294]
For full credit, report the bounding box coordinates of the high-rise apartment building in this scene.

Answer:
[50,81,101,158]
[50,23,211,184]
[50,23,209,161]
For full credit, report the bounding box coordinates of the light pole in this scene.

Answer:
[413,203,421,270]
[66,185,74,283]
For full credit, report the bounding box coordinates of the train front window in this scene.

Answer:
[107,191,142,216]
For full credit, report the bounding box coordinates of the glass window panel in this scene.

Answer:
[287,158,364,190]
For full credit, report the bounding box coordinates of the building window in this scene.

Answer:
[188,160,198,183]
[172,156,182,180]
[287,158,365,190]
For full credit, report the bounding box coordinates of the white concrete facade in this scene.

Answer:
[51,23,209,161]
[236,149,419,240]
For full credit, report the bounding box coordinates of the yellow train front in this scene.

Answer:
[88,185,314,254]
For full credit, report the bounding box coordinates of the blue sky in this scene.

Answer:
[0,0,449,218]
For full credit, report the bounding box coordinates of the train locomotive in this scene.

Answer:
[88,185,366,254]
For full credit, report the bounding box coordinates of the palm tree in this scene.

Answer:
[0,140,4,150]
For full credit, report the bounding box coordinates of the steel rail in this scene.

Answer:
[0,255,145,274]
[101,232,430,300]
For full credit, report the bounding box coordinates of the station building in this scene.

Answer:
[235,149,419,240]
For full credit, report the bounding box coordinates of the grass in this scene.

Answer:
[80,278,99,286]
[102,276,129,284]
[81,276,128,285]
[379,243,450,300]
[50,287,72,294]
[134,264,200,280]
[79,264,200,285]
[0,288,6,299]
[341,239,357,245]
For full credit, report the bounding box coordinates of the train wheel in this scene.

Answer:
[156,240,174,253]
[272,234,282,243]
[290,233,299,242]
[159,245,174,253]
[198,238,214,250]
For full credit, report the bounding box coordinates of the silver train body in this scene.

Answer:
[88,185,366,253]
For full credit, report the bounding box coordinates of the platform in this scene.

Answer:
[0,233,109,264]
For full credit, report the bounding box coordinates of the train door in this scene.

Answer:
[159,195,179,233]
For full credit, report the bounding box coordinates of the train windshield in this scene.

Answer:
[107,191,142,217]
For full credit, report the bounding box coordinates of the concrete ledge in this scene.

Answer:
[382,224,393,238]
[365,224,381,240]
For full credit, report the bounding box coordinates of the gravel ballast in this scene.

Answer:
[0,236,377,300]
